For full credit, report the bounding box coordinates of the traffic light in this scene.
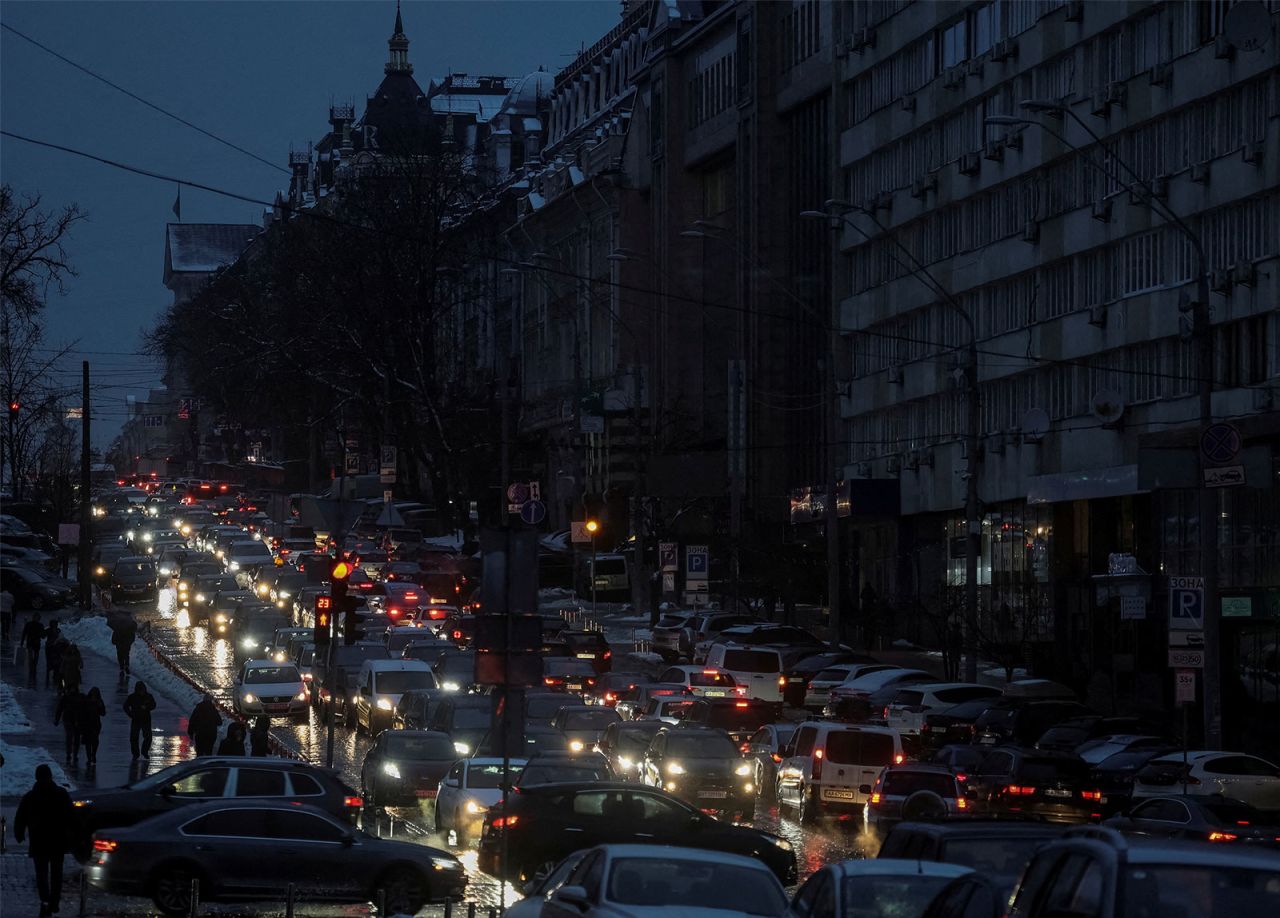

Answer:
[314,595,333,647]
[331,560,359,645]
[7,400,19,419]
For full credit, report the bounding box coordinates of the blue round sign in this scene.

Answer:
[520,499,547,526]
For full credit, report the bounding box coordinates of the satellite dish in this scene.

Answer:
[1225,1,1272,52]
[1021,408,1051,443]
[1091,389,1126,426]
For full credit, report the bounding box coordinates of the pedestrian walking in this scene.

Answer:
[1,587,14,639]
[80,686,107,767]
[13,763,74,917]
[20,612,46,687]
[122,680,156,759]
[59,642,83,695]
[187,693,222,757]
[249,716,271,756]
[109,613,137,675]
[53,685,86,765]
[45,622,65,691]
[217,721,247,756]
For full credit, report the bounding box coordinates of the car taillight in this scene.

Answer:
[453,630,463,639]
[603,650,611,659]
[812,748,824,780]
[956,773,967,782]
[545,677,562,685]
[894,754,904,764]
[1005,785,1036,796]
[956,796,967,809]
[771,753,782,763]
[491,815,518,829]
[735,701,749,708]
[1080,790,1103,801]
[93,839,119,852]
[883,707,890,719]
[869,792,881,804]
[343,796,363,808]
[778,676,786,688]
[1208,832,1238,842]
[740,742,751,754]
[604,692,616,703]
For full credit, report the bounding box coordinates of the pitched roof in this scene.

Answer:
[163,223,260,279]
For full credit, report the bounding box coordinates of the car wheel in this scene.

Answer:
[758,766,775,802]
[376,866,428,915]
[29,594,46,611]
[798,785,819,825]
[150,863,201,916]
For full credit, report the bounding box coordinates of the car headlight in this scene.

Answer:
[228,561,240,572]
[215,613,227,623]
[257,584,269,595]
[442,681,460,692]
[127,530,135,540]
[73,799,92,807]
[181,525,191,535]
[464,800,483,815]
[376,698,393,711]
[274,651,286,662]
[453,741,470,755]
[768,836,792,851]
[569,739,584,752]
[242,693,257,704]
[295,691,307,701]
[430,856,461,872]
[383,761,401,779]
[159,566,171,576]
[95,566,105,576]
[143,532,153,542]
[146,547,154,554]
[241,638,257,649]
[618,756,634,771]
[735,763,752,776]
[195,593,205,602]
[667,762,685,775]
[178,581,189,590]
[279,590,290,599]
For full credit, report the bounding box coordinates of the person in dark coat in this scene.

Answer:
[187,693,222,757]
[110,614,137,675]
[249,716,271,756]
[44,623,65,691]
[80,686,107,766]
[59,642,83,695]
[217,721,247,756]
[20,612,45,687]
[53,686,85,765]
[13,763,74,916]
[122,681,157,759]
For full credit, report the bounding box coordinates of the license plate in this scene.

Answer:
[576,653,596,660]
[978,735,997,745]
[704,690,726,697]
[1045,788,1070,798]
[823,788,856,800]
[698,790,728,799]
[567,684,583,691]
[415,789,438,798]
[265,704,288,712]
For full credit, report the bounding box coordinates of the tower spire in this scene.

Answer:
[387,0,412,74]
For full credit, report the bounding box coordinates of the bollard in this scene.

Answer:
[444,900,453,918]
[79,870,87,917]
[285,882,295,918]
[488,908,497,918]
[467,902,477,918]
[377,888,386,917]
[189,877,200,918]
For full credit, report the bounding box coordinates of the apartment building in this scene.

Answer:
[834,0,1279,739]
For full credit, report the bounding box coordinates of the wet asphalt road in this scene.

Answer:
[139,591,871,903]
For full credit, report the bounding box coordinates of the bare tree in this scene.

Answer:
[1,314,74,501]
[1,185,86,321]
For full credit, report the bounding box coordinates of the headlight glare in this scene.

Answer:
[383,761,401,779]
[735,763,752,776]
[376,698,392,711]
[667,762,685,775]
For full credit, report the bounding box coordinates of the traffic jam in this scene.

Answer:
[69,479,1280,916]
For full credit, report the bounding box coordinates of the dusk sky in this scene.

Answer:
[1,0,620,446]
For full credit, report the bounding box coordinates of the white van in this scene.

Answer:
[704,644,784,703]
[777,722,903,821]
[352,659,437,735]
[884,683,1002,734]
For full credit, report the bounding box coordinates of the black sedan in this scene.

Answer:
[641,726,755,822]
[87,800,465,915]
[1,564,73,610]
[477,781,796,885]
[361,730,458,807]
[1103,793,1280,846]
[110,558,159,604]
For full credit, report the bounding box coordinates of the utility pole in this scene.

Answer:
[78,361,92,610]
[963,339,981,682]
[825,346,841,650]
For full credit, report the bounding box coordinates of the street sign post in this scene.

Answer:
[1169,631,1204,647]
[1175,670,1197,703]
[1168,648,1205,669]
[1168,575,1205,630]
[519,499,546,526]
[685,545,709,581]
[1200,423,1241,465]
[658,542,677,573]
[570,521,592,543]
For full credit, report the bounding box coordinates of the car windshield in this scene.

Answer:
[656,615,692,629]
[838,875,955,918]
[375,671,436,693]
[689,672,736,687]
[618,727,663,753]
[1203,800,1263,824]
[1121,865,1280,915]
[1019,758,1090,784]
[666,733,739,758]
[881,772,957,797]
[450,704,491,729]
[527,695,569,720]
[245,666,301,684]
[565,634,607,652]
[116,561,156,575]
[382,732,455,760]
[519,762,606,785]
[438,655,475,678]
[607,858,786,915]
[722,650,780,672]
[564,710,621,730]
[466,763,508,789]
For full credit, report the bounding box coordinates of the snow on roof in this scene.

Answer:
[165,223,259,274]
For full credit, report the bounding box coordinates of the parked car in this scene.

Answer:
[1074,734,1172,765]
[641,726,755,822]
[803,663,898,710]
[1103,793,1280,847]
[1131,750,1280,811]
[541,844,788,918]
[651,610,701,661]
[360,729,458,807]
[1,564,73,610]
[787,859,972,918]
[86,800,466,915]
[478,782,797,884]
[884,683,1002,735]
[863,763,970,836]
[435,757,527,847]
[1090,746,1180,816]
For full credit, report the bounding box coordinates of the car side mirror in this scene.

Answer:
[341,832,355,848]
[552,885,590,909]
[859,784,872,795]
[159,785,175,798]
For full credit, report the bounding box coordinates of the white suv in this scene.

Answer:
[777,721,903,822]
[884,683,1001,735]
[704,645,784,703]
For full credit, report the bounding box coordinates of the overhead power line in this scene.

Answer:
[0,22,289,176]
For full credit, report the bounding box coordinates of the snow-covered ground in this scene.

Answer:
[58,615,201,708]
[1,738,75,795]
[0,681,34,735]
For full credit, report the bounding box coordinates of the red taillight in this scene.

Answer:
[812,748,824,780]
[93,839,118,852]
[343,796,363,808]
[703,669,718,676]
[771,753,782,763]
[735,701,749,708]
[956,796,968,809]
[405,592,419,601]
[388,608,401,618]
[604,692,616,702]
[1006,785,1036,796]
[894,753,904,764]
[429,609,445,619]
[544,677,561,685]
[955,773,967,782]
[453,630,463,639]
[603,650,611,659]
[491,815,518,829]
[869,792,881,804]
[1080,790,1103,801]
[883,707,890,719]
[1208,832,1238,842]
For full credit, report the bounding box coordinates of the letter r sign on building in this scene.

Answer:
[1168,575,1205,631]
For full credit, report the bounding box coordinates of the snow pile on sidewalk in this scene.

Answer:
[1,739,75,795]
[0,682,34,734]
[58,615,201,708]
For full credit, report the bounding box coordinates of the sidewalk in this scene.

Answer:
[2,605,191,916]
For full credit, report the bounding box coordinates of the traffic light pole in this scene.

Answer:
[79,361,92,610]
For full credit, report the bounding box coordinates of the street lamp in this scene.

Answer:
[804,203,983,675]
[987,105,1221,746]
[585,519,600,615]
